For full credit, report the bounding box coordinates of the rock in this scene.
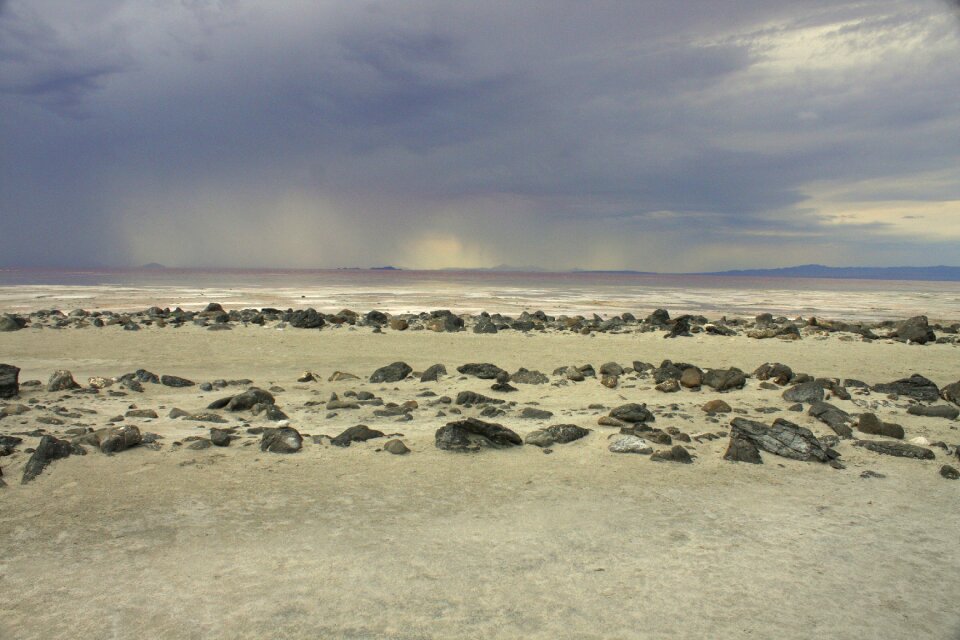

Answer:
[723,436,762,463]
[808,402,854,438]
[210,428,232,447]
[226,388,275,411]
[186,412,228,423]
[288,308,325,329]
[940,465,959,480]
[455,391,504,406]
[383,439,410,455]
[510,368,549,385]
[326,399,360,410]
[599,362,624,377]
[125,409,158,419]
[131,369,160,384]
[0,364,20,399]
[370,362,412,383]
[187,439,212,450]
[260,427,303,453]
[96,425,143,453]
[473,318,498,334]
[782,381,824,404]
[892,315,936,344]
[47,369,80,392]
[296,371,316,382]
[664,315,692,338]
[650,445,693,463]
[420,364,447,382]
[860,470,886,479]
[0,314,25,332]
[702,368,746,392]
[938,381,960,405]
[524,424,590,447]
[609,403,654,424]
[853,440,934,459]
[160,375,195,388]
[857,413,905,439]
[456,363,506,380]
[702,399,732,414]
[169,408,190,419]
[608,435,653,454]
[520,407,553,420]
[872,374,939,402]
[730,417,831,462]
[389,318,409,331]
[655,379,680,393]
[88,376,113,390]
[331,425,385,447]
[328,371,360,382]
[646,308,670,326]
[597,416,625,427]
[753,363,793,385]
[22,435,75,483]
[907,404,959,419]
[679,368,703,389]
[434,418,522,451]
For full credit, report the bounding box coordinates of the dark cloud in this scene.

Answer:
[1,0,959,269]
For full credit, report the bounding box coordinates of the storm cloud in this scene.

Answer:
[1,0,959,269]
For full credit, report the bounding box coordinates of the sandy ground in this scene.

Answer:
[1,325,959,639]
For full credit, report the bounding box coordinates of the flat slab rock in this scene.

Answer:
[435,417,521,452]
[525,424,590,448]
[730,417,832,462]
[854,440,935,460]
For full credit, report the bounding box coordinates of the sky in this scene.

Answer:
[2,1,960,271]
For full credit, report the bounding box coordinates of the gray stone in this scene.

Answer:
[853,439,934,459]
[730,417,831,462]
[455,391,503,406]
[520,407,553,420]
[753,362,793,385]
[370,362,412,383]
[907,404,959,419]
[98,425,143,453]
[940,465,959,479]
[210,428,232,447]
[47,369,80,392]
[456,363,507,380]
[226,388,275,411]
[160,375,195,388]
[608,435,653,454]
[782,381,825,404]
[857,413,905,439]
[609,403,655,424]
[524,424,590,447]
[260,427,303,453]
[808,402,854,438]
[650,445,693,463]
[872,374,939,402]
[420,364,447,382]
[0,364,20,399]
[510,368,550,385]
[702,368,747,392]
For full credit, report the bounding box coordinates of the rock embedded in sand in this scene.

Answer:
[938,381,960,405]
[519,407,554,420]
[702,399,732,414]
[420,364,447,382]
[723,436,762,464]
[525,424,590,448]
[125,409,158,419]
[650,445,693,463]
[457,363,507,380]
[370,362,413,383]
[225,388,276,411]
[729,417,832,462]
[160,375,195,388]
[260,427,303,453]
[891,316,936,344]
[679,367,703,389]
[940,465,959,480]
[853,440,934,460]
[609,403,655,424]
[808,403,854,439]
[655,379,680,393]
[906,404,959,419]
[47,369,80,392]
[0,364,20,399]
[455,391,504,406]
[22,435,76,483]
[331,425,386,447]
[857,413,905,440]
[435,418,521,452]
[753,363,793,385]
[608,435,653,454]
[328,371,360,382]
[210,428,233,447]
[782,381,824,404]
[383,439,410,455]
[871,374,939,402]
[0,314,25,332]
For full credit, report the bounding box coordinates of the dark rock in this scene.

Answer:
[370,362,412,383]
[702,368,747,392]
[520,407,554,420]
[860,470,886,479]
[22,435,75,483]
[940,465,959,480]
[210,428,232,447]
[664,315,692,338]
[808,402,854,438]
[132,369,160,384]
[383,439,410,455]
[723,436,762,464]
[702,399,732,414]
[753,363,793,385]
[331,424,385,447]
[782,381,825,404]
[97,425,142,453]
[857,413,904,439]
[871,374,939,402]
[455,391,503,406]
[679,368,703,389]
[730,417,830,462]
[288,308,325,329]
[892,315,936,344]
[511,368,550,385]
[939,381,960,405]
[160,375,195,388]
[609,403,655,424]
[0,364,20,399]
[0,314,26,332]
[47,369,80,392]
[186,412,228,423]
[457,363,507,380]
[435,418,522,451]
[524,424,590,447]
[853,439,934,459]
[226,388,275,411]
[650,445,693,463]
[187,439,212,450]
[473,318,498,334]
[420,364,447,382]
[260,427,303,453]
[907,404,959,420]
[599,362,624,377]
[125,409,158,419]
[646,308,670,326]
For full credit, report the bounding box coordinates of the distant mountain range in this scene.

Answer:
[696,264,960,281]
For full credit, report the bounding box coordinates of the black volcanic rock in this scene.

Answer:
[370,362,412,383]
[0,364,20,399]
[872,374,939,402]
[435,418,522,451]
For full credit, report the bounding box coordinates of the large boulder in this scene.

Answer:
[730,417,831,462]
[260,427,303,453]
[435,418,521,452]
[370,362,412,383]
[0,364,20,399]
[872,374,939,402]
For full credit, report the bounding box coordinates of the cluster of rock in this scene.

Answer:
[3,306,958,344]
